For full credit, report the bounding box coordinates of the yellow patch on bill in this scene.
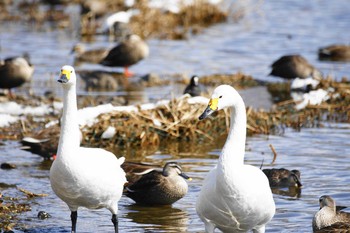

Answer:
[208,98,218,110]
[61,69,71,80]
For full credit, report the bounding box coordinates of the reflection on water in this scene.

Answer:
[125,205,189,232]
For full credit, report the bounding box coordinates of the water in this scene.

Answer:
[1,0,350,232]
[2,123,350,232]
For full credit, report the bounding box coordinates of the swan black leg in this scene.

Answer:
[111,214,118,233]
[71,211,77,233]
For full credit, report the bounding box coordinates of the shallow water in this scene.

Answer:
[1,0,350,232]
[2,123,350,232]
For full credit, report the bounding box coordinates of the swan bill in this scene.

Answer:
[58,69,71,83]
[199,105,216,120]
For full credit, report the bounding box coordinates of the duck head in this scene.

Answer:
[163,162,191,180]
[319,195,336,211]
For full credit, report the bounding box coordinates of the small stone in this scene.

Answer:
[37,211,51,220]
[0,163,16,169]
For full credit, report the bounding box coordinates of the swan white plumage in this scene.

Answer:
[49,65,126,233]
[196,85,275,233]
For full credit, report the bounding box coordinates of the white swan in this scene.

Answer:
[50,65,126,233]
[196,85,275,233]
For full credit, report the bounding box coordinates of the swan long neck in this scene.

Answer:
[219,98,247,167]
[57,85,80,159]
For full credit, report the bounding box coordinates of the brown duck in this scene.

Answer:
[318,44,350,62]
[269,54,322,79]
[122,161,191,205]
[313,195,350,232]
[262,168,302,188]
[71,43,109,64]
[100,34,149,77]
[0,54,34,96]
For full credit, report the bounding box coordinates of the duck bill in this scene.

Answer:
[180,173,192,181]
[293,174,303,188]
[199,98,218,120]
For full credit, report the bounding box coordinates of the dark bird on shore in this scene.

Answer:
[184,75,201,97]
[71,43,109,64]
[318,44,350,62]
[122,161,191,205]
[262,168,302,188]
[313,195,350,232]
[0,54,34,97]
[21,124,60,160]
[269,55,322,80]
[100,34,149,77]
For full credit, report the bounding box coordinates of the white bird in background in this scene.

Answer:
[196,85,275,233]
[50,65,126,233]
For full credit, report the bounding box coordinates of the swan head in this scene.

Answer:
[199,85,239,120]
[58,65,76,86]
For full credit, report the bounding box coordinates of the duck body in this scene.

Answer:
[318,44,350,62]
[71,43,109,64]
[196,85,275,233]
[269,55,321,80]
[262,168,302,188]
[123,162,190,205]
[313,195,350,232]
[0,56,34,90]
[100,34,149,76]
[49,65,126,232]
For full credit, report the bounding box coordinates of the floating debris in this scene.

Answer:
[0,163,16,170]
[17,188,48,199]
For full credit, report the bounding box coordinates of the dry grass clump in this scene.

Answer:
[129,1,228,39]
[81,96,228,151]
[82,77,350,151]
[200,73,258,89]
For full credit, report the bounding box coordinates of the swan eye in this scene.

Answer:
[70,71,73,73]
[219,96,222,98]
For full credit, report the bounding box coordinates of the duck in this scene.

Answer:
[269,54,322,80]
[313,222,350,233]
[71,43,109,64]
[122,161,191,205]
[183,75,201,97]
[318,44,350,62]
[77,70,122,91]
[0,54,34,97]
[196,85,275,233]
[49,65,126,233]
[313,195,350,232]
[262,168,302,188]
[21,124,60,160]
[100,34,149,77]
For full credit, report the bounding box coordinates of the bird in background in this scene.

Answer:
[269,54,322,80]
[0,53,34,97]
[184,75,201,97]
[100,34,149,77]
